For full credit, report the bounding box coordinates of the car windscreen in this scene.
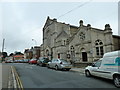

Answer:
[43,59,49,63]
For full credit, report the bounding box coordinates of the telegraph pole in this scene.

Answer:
[2,38,5,53]
[2,38,5,62]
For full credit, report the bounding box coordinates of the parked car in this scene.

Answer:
[47,59,72,71]
[85,51,120,88]
[18,59,24,63]
[23,59,29,63]
[29,59,37,64]
[37,57,49,66]
[5,60,14,63]
[14,60,18,63]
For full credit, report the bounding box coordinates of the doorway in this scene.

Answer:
[82,52,87,62]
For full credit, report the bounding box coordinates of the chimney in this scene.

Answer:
[79,20,83,27]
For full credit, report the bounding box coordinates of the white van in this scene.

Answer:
[85,50,120,88]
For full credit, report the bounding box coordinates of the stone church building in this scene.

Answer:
[42,16,120,64]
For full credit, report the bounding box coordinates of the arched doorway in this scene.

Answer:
[81,48,88,62]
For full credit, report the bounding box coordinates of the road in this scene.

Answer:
[9,63,117,88]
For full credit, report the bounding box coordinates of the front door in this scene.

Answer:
[82,52,87,62]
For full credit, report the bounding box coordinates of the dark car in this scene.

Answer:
[37,57,49,66]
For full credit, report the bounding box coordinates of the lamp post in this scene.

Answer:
[32,39,37,46]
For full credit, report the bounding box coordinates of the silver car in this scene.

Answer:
[47,59,72,71]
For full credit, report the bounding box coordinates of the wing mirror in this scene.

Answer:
[92,63,95,67]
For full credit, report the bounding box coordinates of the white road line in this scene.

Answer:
[8,70,11,88]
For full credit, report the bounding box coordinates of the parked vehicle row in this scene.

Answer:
[5,59,29,63]
[27,57,72,71]
[5,60,14,63]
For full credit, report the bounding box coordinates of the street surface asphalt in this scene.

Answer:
[7,63,117,88]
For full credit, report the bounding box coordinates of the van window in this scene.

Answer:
[94,60,102,67]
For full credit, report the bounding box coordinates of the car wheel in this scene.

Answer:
[55,65,58,70]
[47,64,49,68]
[113,75,120,88]
[40,63,42,66]
[85,70,91,77]
[66,68,70,71]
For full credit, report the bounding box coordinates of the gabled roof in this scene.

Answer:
[43,16,51,29]
[43,16,58,30]
[55,30,69,40]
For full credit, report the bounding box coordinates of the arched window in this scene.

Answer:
[46,49,49,56]
[95,40,104,56]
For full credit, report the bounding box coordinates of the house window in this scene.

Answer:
[96,47,99,55]
[95,40,104,56]
[66,39,69,45]
[100,46,104,55]
[64,40,66,45]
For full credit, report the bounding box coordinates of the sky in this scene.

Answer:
[0,0,119,55]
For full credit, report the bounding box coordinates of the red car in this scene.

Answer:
[29,59,37,64]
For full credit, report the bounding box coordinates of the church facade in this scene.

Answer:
[42,16,120,64]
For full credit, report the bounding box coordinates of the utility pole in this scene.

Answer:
[2,38,5,62]
[2,38,5,53]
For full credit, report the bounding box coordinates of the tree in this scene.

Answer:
[9,53,14,56]
[14,51,24,55]
[2,52,8,58]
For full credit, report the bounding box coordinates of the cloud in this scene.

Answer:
[1,0,119,2]
[2,3,43,54]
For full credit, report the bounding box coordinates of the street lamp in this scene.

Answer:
[32,39,37,46]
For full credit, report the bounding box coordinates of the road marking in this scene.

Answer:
[8,68,12,88]
[11,66,24,90]
[11,66,17,88]
[13,66,24,90]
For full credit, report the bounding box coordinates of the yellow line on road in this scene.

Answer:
[11,66,24,90]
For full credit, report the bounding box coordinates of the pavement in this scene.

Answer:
[0,63,14,89]
[0,64,2,90]
[0,63,85,89]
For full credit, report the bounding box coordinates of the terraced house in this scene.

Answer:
[42,16,120,65]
